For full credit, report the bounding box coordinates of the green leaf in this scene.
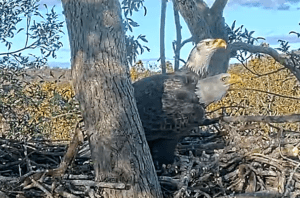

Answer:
[231,20,236,30]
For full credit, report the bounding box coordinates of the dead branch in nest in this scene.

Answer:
[222,114,300,123]
[1,117,300,197]
[217,190,281,198]
[155,122,300,197]
[46,122,84,178]
[0,120,130,198]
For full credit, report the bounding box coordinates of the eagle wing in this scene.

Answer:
[134,71,205,141]
[133,72,206,167]
[162,71,205,133]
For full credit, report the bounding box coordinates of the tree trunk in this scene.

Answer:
[173,0,230,76]
[160,0,167,74]
[61,0,162,197]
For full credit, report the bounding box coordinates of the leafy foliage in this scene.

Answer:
[276,23,300,68]
[23,80,80,140]
[276,40,291,52]
[227,20,265,45]
[121,0,150,66]
[0,68,81,140]
[0,0,64,68]
[226,20,266,62]
[277,23,300,54]
[0,0,64,139]
[125,35,150,66]
[122,0,146,18]
[289,22,300,39]
[130,60,173,82]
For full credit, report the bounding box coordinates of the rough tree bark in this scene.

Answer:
[61,0,162,197]
[160,0,167,74]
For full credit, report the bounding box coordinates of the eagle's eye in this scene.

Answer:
[221,77,227,82]
[205,42,210,45]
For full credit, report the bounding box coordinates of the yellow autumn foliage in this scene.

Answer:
[3,57,298,140]
[207,55,300,133]
[130,60,174,82]
[9,80,81,140]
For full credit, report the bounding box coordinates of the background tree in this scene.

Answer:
[172,0,193,71]
[0,0,63,68]
[172,1,181,71]
[160,0,167,74]
[0,0,64,139]
[173,0,230,75]
[61,0,162,197]
[173,0,299,80]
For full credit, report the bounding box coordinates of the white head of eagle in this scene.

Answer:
[185,38,227,77]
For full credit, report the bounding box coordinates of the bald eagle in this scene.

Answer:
[133,39,239,168]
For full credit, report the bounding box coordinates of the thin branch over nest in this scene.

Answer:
[229,42,300,81]
[222,114,300,123]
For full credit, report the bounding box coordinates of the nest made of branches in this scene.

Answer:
[1,56,300,197]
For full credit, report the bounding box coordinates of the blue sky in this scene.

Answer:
[2,0,300,69]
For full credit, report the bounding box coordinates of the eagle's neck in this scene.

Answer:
[182,48,214,77]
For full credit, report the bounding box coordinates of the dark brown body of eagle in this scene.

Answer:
[133,70,205,168]
[132,38,239,168]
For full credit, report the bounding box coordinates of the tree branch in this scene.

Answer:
[173,0,211,43]
[210,0,228,15]
[230,88,300,100]
[173,1,181,71]
[222,114,300,123]
[160,0,167,74]
[193,0,210,14]
[181,37,193,48]
[0,42,36,56]
[229,42,300,81]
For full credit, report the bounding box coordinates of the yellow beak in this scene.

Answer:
[213,39,227,49]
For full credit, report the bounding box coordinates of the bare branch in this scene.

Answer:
[173,1,181,71]
[0,42,37,56]
[181,37,193,48]
[179,58,186,64]
[173,0,211,42]
[230,88,300,100]
[253,67,287,78]
[68,180,127,189]
[230,42,283,61]
[160,0,167,74]
[222,114,300,123]
[46,122,84,178]
[218,191,281,198]
[229,42,300,81]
